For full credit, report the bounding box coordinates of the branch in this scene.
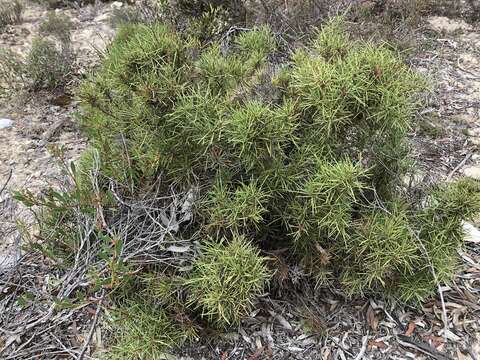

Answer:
[0,169,12,197]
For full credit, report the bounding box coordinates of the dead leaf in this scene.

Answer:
[456,349,466,360]
[366,305,379,331]
[405,321,416,337]
[275,314,293,331]
[427,335,444,350]
[247,346,264,360]
[86,306,97,316]
[267,344,273,360]
[314,243,331,265]
[374,65,382,80]
[368,339,387,349]
[322,346,331,360]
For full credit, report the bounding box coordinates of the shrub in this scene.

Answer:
[25,37,74,90]
[36,18,471,343]
[110,5,149,27]
[0,33,75,93]
[175,0,240,16]
[184,236,270,326]
[109,0,172,28]
[0,0,23,29]
[109,300,198,360]
[75,18,480,308]
[0,48,25,95]
[39,12,73,43]
[341,178,480,302]
[0,12,75,94]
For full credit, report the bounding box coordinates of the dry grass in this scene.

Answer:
[0,0,23,29]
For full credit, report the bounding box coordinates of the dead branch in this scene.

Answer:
[0,169,12,197]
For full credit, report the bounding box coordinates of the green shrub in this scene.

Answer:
[0,0,23,29]
[286,159,367,243]
[14,159,96,262]
[26,37,74,90]
[340,204,421,296]
[109,0,172,28]
[109,300,197,360]
[110,5,149,27]
[73,17,480,316]
[175,0,238,16]
[39,12,73,43]
[0,13,75,94]
[1,38,74,94]
[0,48,25,95]
[184,236,270,326]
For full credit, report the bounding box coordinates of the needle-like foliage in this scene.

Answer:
[184,236,270,327]
[109,300,197,360]
[286,159,366,243]
[70,17,480,333]
[39,11,73,43]
[26,37,74,90]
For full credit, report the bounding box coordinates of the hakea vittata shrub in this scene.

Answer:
[71,18,480,328]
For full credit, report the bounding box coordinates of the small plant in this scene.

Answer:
[75,18,480,309]
[176,0,237,16]
[110,5,149,27]
[39,12,73,43]
[0,0,23,29]
[25,37,74,90]
[109,300,198,359]
[0,13,75,94]
[0,48,25,95]
[12,19,477,357]
[184,236,270,326]
[108,0,169,28]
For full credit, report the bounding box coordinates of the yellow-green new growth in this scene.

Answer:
[184,236,270,327]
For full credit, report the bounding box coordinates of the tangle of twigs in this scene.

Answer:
[0,156,196,359]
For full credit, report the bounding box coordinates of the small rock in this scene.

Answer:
[96,13,110,22]
[470,137,480,146]
[0,118,13,129]
[111,1,123,9]
[467,128,480,137]
[463,165,480,180]
[464,222,480,243]
[460,53,479,66]
[427,16,473,34]
[0,253,17,271]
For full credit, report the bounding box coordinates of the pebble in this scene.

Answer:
[111,1,123,9]
[0,253,17,271]
[463,165,480,180]
[96,13,110,22]
[427,16,473,34]
[464,222,480,244]
[0,118,13,129]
